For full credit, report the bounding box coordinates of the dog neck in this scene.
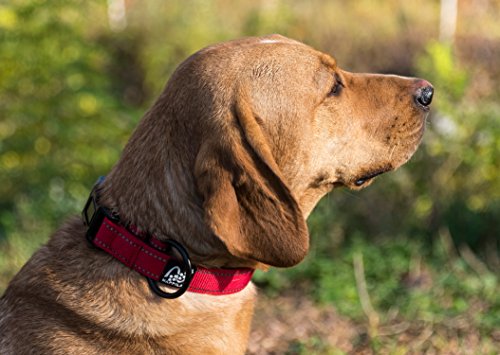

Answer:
[96,110,258,270]
[82,189,255,298]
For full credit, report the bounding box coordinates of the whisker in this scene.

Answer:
[408,124,424,136]
[388,145,397,160]
[340,188,363,200]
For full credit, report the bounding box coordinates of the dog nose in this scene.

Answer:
[415,80,434,107]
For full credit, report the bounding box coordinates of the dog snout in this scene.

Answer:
[414,80,434,108]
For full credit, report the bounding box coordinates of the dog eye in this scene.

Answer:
[328,79,343,97]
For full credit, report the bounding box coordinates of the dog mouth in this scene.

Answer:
[354,167,392,187]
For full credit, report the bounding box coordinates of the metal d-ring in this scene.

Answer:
[146,239,196,299]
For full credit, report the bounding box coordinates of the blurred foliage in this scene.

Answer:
[415,41,499,254]
[0,0,140,274]
[1,0,499,351]
[418,41,468,101]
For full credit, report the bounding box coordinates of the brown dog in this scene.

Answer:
[0,34,433,354]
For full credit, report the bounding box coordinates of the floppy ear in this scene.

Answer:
[194,94,309,267]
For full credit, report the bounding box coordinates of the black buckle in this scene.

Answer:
[147,239,196,299]
[82,177,118,244]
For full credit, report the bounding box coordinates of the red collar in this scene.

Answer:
[82,183,254,298]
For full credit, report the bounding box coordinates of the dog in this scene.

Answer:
[0,34,433,354]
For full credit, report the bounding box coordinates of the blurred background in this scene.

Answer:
[0,0,498,353]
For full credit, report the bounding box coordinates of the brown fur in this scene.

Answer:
[0,34,431,354]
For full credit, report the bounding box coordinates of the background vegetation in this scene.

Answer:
[1,0,498,353]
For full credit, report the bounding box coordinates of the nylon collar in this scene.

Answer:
[82,178,254,298]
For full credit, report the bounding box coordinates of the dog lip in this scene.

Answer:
[354,167,391,186]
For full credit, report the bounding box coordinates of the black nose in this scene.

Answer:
[416,86,434,107]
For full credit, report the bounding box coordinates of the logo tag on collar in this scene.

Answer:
[161,262,187,288]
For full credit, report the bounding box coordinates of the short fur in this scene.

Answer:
[0,35,432,354]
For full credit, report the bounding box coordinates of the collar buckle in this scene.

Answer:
[82,177,118,244]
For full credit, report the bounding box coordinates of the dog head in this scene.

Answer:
[103,35,433,268]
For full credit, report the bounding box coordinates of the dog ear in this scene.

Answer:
[194,94,309,267]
